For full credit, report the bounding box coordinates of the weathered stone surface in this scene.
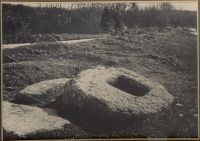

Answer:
[15,78,71,106]
[61,66,174,130]
[3,101,70,137]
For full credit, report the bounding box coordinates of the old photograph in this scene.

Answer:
[1,1,198,140]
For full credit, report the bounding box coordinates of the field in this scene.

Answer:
[3,27,198,139]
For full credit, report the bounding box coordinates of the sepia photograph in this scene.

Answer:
[1,0,199,140]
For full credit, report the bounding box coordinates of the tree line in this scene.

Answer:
[2,3,197,43]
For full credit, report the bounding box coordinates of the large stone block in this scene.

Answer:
[3,101,70,137]
[15,78,70,107]
[60,66,174,132]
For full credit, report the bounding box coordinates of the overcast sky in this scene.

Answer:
[138,2,197,11]
[3,1,198,11]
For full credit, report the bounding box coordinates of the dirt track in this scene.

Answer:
[3,27,198,138]
[2,38,98,49]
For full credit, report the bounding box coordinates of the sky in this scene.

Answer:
[138,2,197,11]
[3,1,198,11]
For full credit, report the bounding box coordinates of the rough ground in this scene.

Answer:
[3,27,198,138]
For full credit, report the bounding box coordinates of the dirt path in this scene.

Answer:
[2,38,97,49]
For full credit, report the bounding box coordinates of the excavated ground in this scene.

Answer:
[2,27,198,138]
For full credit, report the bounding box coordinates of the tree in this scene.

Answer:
[101,3,127,34]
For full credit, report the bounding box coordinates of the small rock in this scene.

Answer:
[176,103,183,107]
[178,114,183,117]
[8,87,13,90]
[193,114,198,117]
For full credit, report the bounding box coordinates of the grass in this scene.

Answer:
[3,26,198,138]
